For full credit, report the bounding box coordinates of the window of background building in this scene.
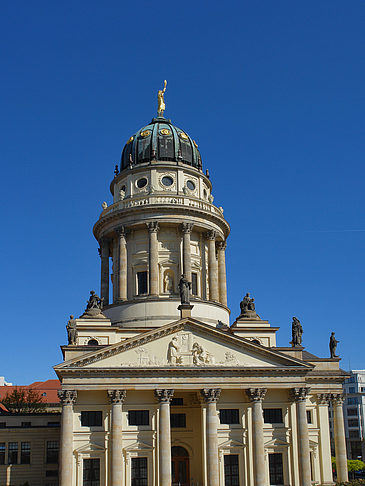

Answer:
[131,457,147,486]
[348,419,359,428]
[263,409,283,424]
[191,273,198,295]
[220,409,240,425]
[269,453,284,485]
[8,442,18,464]
[347,377,355,383]
[349,387,356,393]
[46,441,59,463]
[347,409,358,416]
[170,413,186,428]
[21,442,30,464]
[224,454,239,486]
[83,458,100,486]
[137,271,148,295]
[81,411,102,427]
[0,443,5,465]
[349,430,360,439]
[347,397,358,405]
[128,410,149,426]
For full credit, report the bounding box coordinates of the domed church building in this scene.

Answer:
[54,86,348,486]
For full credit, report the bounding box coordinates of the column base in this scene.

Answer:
[178,304,194,318]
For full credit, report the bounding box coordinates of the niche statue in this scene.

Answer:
[291,317,303,347]
[329,332,339,358]
[66,315,77,345]
[178,274,191,305]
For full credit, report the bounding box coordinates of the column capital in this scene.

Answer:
[181,222,194,234]
[205,230,217,241]
[201,388,221,403]
[246,388,267,402]
[316,393,331,405]
[290,386,311,402]
[147,221,160,233]
[154,389,174,403]
[331,393,345,405]
[57,390,77,405]
[115,225,129,237]
[99,237,111,257]
[107,389,126,404]
[216,240,227,251]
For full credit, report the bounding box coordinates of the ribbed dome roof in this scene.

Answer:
[120,117,202,171]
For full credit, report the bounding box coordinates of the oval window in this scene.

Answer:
[186,180,195,191]
[162,176,173,186]
[137,178,147,188]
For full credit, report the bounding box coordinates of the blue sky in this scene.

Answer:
[1,1,364,384]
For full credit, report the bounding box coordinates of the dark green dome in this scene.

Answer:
[120,117,202,171]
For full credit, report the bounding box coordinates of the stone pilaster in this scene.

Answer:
[155,389,174,486]
[216,240,227,306]
[332,393,348,483]
[58,390,77,486]
[100,237,110,305]
[246,388,267,486]
[147,222,159,296]
[291,387,312,486]
[108,390,126,486]
[181,222,194,282]
[116,226,128,301]
[201,388,221,486]
[316,393,334,485]
[206,230,219,302]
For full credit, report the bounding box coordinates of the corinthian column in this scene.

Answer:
[246,388,267,486]
[216,240,227,306]
[206,230,219,301]
[155,389,174,486]
[291,387,311,486]
[100,237,110,305]
[147,222,159,296]
[181,222,194,282]
[201,388,221,486]
[316,393,333,484]
[332,393,348,482]
[58,390,77,486]
[108,390,126,486]
[116,226,128,301]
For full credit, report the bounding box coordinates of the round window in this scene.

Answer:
[136,178,147,188]
[162,176,173,186]
[186,180,195,191]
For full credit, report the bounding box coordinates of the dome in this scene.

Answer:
[120,116,202,171]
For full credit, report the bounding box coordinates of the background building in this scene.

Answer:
[343,370,365,461]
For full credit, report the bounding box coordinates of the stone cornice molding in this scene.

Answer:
[201,388,221,403]
[331,393,344,405]
[107,389,126,405]
[246,388,267,402]
[216,240,227,251]
[206,230,217,241]
[316,393,331,405]
[57,389,77,405]
[146,221,159,233]
[154,389,174,403]
[181,222,194,234]
[290,386,311,402]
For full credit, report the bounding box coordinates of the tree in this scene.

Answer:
[1,387,46,413]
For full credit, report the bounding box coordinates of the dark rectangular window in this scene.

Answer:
[20,442,30,464]
[8,442,18,464]
[306,410,312,424]
[171,397,184,406]
[170,413,186,428]
[224,454,239,486]
[81,411,103,427]
[191,273,198,295]
[83,458,100,486]
[131,457,148,486]
[47,421,61,427]
[269,453,284,485]
[220,409,240,425]
[0,443,5,465]
[46,470,58,477]
[137,271,148,295]
[263,408,283,424]
[128,410,149,426]
[349,430,360,438]
[21,421,31,428]
[348,419,359,427]
[46,441,59,464]
[347,397,358,405]
[0,422,5,428]
[347,408,358,416]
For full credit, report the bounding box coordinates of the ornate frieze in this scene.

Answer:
[246,388,267,402]
[290,386,311,402]
[154,389,174,403]
[107,389,126,404]
[57,390,77,405]
[201,388,221,403]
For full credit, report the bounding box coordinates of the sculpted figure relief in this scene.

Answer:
[291,316,303,347]
[66,315,77,345]
[168,337,182,365]
[178,274,191,305]
[329,332,339,358]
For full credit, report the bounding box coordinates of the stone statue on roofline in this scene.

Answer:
[80,290,106,318]
[291,316,303,347]
[329,332,339,358]
[239,292,257,318]
[178,274,191,305]
[66,315,77,345]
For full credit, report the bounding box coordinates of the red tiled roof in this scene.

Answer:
[0,379,61,404]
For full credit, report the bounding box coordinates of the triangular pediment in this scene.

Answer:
[55,318,312,373]
[219,439,245,449]
[75,441,105,454]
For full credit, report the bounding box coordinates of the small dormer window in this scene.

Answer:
[87,339,99,346]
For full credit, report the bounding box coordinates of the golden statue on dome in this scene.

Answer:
[157,80,167,117]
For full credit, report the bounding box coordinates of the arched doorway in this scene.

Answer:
[171,446,190,486]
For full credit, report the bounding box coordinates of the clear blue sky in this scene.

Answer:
[1,1,364,384]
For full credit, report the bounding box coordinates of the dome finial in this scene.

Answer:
[157,80,167,117]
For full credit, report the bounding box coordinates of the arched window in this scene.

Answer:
[87,339,99,346]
